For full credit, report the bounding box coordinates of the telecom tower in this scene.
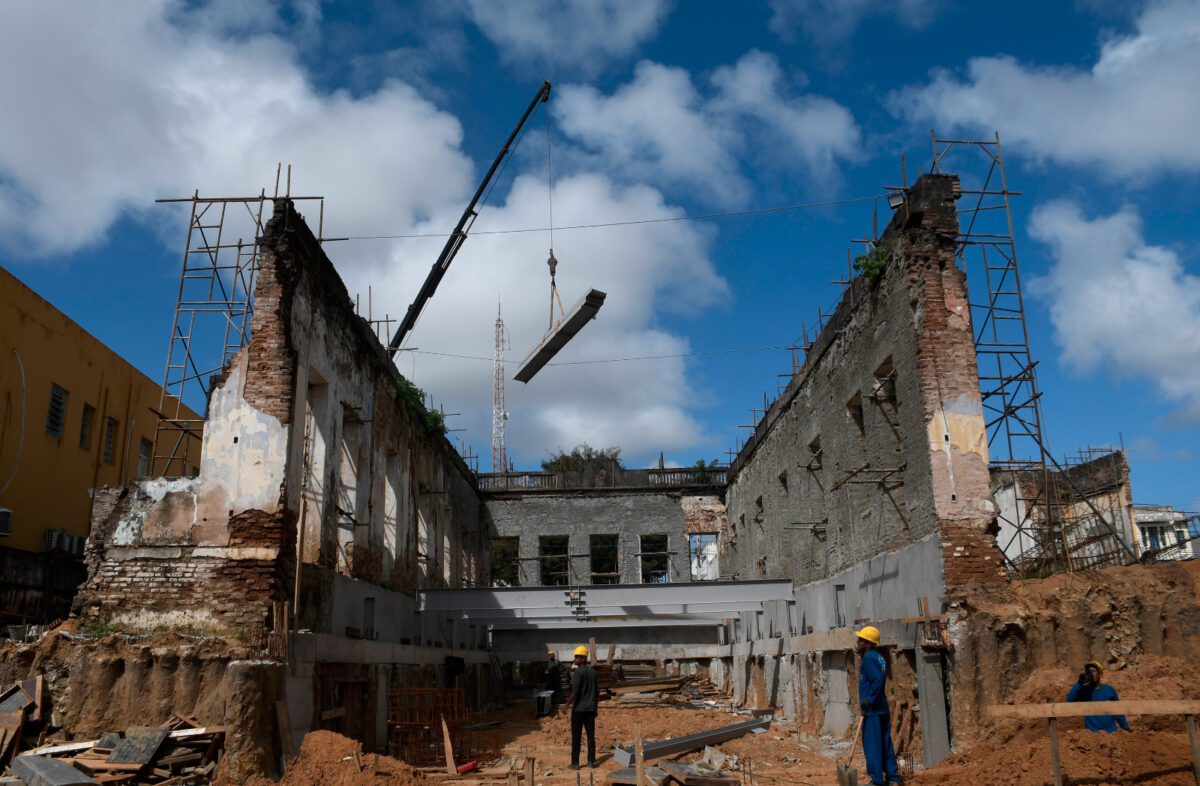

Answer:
[492,302,509,473]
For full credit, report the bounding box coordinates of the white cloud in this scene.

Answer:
[555,51,860,206]
[359,171,728,465]
[0,1,472,257]
[463,0,672,74]
[0,0,728,466]
[768,0,942,45]
[893,0,1200,177]
[554,62,749,205]
[1029,200,1200,424]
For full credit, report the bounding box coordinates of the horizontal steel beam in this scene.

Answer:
[420,580,792,614]
[613,717,771,766]
[486,617,722,630]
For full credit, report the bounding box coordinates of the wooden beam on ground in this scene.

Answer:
[441,716,457,776]
[276,699,294,768]
[634,723,645,786]
[986,700,1200,718]
[1048,718,1063,786]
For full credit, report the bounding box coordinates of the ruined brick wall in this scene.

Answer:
[76,199,487,641]
[76,485,294,635]
[725,173,1003,592]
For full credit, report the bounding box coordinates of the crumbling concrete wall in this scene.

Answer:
[75,200,486,640]
[483,490,724,585]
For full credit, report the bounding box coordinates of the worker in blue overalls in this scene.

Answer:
[1067,660,1131,732]
[855,625,898,785]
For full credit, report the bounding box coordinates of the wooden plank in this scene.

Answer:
[657,761,739,786]
[1048,718,1063,786]
[106,726,169,766]
[987,700,1200,719]
[614,717,771,766]
[0,684,33,714]
[12,755,100,786]
[276,699,294,767]
[320,707,347,721]
[524,755,535,786]
[634,723,645,786]
[1185,715,1200,786]
[442,716,457,776]
[607,766,670,786]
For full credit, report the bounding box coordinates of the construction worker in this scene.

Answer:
[855,625,898,786]
[1067,661,1131,732]
[545,651,562,705]
[566,645,598,770]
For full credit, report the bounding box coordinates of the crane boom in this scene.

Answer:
[388,81,552,356]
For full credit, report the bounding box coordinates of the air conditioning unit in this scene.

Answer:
[43,528,63,552]
[0,509,11,537]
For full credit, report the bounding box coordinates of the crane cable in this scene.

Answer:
[545,104,565,332]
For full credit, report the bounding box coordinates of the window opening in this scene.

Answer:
[45,384,68,438]
[539,535,570,586]
[490,537,520,587]
[102,417,119,464]
[834,584,847,627]
[689,533,718,581]
[137,438,153,477]
[590,534,620,584]
[640,533,670,583]
[79,404,95,450]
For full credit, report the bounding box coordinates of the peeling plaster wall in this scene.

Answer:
[76,200,487,639]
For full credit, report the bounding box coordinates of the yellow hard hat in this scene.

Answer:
[574,645,589,657]
[855,625,881,645]
[1085,660,1103,672]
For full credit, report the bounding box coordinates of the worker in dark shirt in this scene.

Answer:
[566,645,599,769]
[545,651,562,705]
[1067,660,1131,732]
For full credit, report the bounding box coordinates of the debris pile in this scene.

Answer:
[0,675,47,771]
[9,715,224,785]
[256,730,428,786]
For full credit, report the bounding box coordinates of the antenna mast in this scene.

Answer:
[492,302,509,473]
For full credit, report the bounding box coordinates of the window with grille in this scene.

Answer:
[137,438,153,477]
[45,384,68,438]
[102,417,119,464]
[590,534,620,584]
[539,535,570,586]
[640,534,670,583]
[79,404,95,450]
[490,537,520,587]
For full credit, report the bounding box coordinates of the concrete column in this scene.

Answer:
[916,648,951,767]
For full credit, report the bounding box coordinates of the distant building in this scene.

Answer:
[0,265,200,623]
[1133,504,1198,560]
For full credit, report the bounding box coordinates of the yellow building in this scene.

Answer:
[0,265,201,622]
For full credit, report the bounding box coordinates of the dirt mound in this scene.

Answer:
[252,730,428,786]
[913,728,1195,786]
[918,651,1200,784]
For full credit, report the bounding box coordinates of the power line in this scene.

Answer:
[321,193,885,242]
[408,344,798,366]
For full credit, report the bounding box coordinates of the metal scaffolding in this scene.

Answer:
[153,174,323,477]
[932,133,1135,575]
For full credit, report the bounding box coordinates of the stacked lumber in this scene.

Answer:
[616,665,658,681]
[11,715,225,785]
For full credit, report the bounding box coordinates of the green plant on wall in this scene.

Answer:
[394,376,447,439]
[853,245,891,283]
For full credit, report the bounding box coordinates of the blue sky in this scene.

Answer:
[2,0,1198,511]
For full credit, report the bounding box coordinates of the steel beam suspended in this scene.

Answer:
[514,289,606,383]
